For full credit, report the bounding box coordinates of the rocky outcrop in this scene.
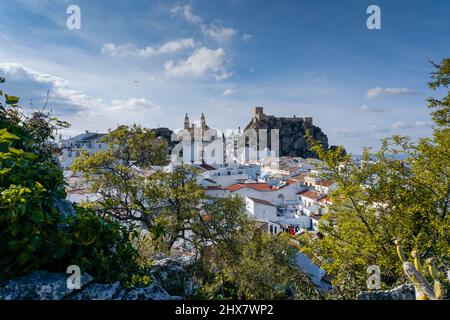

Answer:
[65,282,122,300]
[52,198,77,219]
[356,284,416,300]
[116,285,182,300]
[0,254,194,300]
[0,271,93,300]
[151,127,176,153]
[0,270,181,300]
[244,108,339,158]
[150,254,196,297]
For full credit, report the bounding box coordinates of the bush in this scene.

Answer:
[0,79,138,283]
[62,206,139,283]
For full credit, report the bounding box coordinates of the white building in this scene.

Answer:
[59,131,107,169]
[314,179,338,194]
[225,179,304,205]
[197,164,261,188]
[245,197,278,221]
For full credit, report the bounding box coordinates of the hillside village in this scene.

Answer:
[58,107,348,290]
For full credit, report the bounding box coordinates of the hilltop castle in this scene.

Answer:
[245,107,329,158]
[251,107,313,128]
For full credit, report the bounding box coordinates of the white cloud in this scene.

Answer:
[358,104,385,113]
[202,26,236,43]
[102,38,196,58]
[164,47,230,80]
[171,4,237,42]
[0,62,102,111]
[222,89,234,96]
[367,87,417,98]
[392,121,432,129]
[106,98,161,113]
[171,4,202,24]
[0,62,162,120]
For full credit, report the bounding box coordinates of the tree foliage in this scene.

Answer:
[0,79,138,282]
[304,59,450,298]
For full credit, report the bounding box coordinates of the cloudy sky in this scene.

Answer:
[0,0,449,153]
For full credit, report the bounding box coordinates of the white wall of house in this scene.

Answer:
[245,198,278,221]
[205,189,230,197]
[314,182,338,194]
[232,181,303,204]
[59,133,107,169]
[267,221,283,235]
[295,252,330,290]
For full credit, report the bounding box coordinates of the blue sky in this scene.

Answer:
[0,0,449,153]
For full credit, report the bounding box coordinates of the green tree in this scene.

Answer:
[72,125,169,227]
[303,59,450,298]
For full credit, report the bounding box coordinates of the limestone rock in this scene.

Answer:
[244,108,335,158]
[150,254,196,297]
[52,197,76,219]
[356,284,416,300]
[64,282,122,300]
[115,284,181,300]
[0,270,93,300]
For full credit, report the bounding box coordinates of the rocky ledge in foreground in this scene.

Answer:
[0,270,182,300]
[356,284,416,300]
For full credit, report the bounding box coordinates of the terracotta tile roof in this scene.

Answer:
[297,190,325,201]
[226,179,298,192]
[67,188,87,195]
[247,197,277,207]
[316,179,336,187]
[226,183,273,192]
[319,197,332,204]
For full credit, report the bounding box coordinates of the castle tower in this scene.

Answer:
[201,113,206,130]
[184,113,190,130]
[253,107,264,121]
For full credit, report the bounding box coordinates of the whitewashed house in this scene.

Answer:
[225,179,304,205]
[59,131,107,169]
[314,179,338,194]
[245,197,278,221]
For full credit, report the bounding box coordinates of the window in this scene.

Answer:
[270,225,273,234]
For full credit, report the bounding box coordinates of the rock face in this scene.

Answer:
[150,254,196,297]
[52,198,77,219]
[0,270,182,301]
[65,282,122,300]
[356,284,416,300]
[116,285,182,300]
[151,127,176,153]
[0,271,93,300]
[244,107,334,158]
